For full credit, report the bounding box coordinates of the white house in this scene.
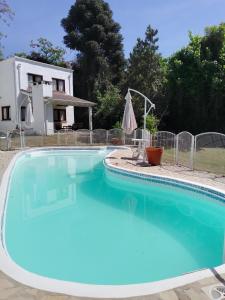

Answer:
[0,56,95,135]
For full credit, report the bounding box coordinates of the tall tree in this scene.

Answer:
[0,0,13,59]
[165,23,225,133]
[15,38,68,67]
[61,0,125,101]
[126,25,167,126]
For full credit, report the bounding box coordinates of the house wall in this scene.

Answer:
[14,57,73,96]
[0,58,17,132]
[15,57,74,135]
[0,56,74,135]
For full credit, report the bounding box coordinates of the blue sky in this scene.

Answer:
[2,0,225,59]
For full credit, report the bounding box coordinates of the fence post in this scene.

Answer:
[57,131,60,146]
[173,135,176,164]
[41,133,44,147]
[20,131,25,148]
[23,132,25,148]
[90,130,93,145]
[74,131,77,146]
[122,130,125,145]
[190,135,194,170]
[23,132,26,148]
[175,134,179,164]
[106,130,109,144]
[6,131,11,150]
[193,135,197,170]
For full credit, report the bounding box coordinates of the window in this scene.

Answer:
[52,78,65,92]
[21,106,26,122]
[53,109,66,122]
[28,73,43,87]
[2,106,11,121]
[52,79,57,91]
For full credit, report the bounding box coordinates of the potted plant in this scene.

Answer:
[145,114,163,165]
[145,146,164,165]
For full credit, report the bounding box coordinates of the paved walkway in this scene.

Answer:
[1,148,225,299]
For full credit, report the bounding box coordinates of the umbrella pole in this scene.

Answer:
[128,88,155,131]
[144,97,147,131]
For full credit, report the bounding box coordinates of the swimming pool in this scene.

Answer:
[1,148,225,297]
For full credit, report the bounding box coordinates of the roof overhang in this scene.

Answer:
[20,89,95,108]
[45,92,95,108]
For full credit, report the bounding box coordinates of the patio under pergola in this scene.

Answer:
[46,91,96,131]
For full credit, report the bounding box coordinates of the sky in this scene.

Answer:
[2,0,225,60]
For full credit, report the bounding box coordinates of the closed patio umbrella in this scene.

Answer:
[122,90,137,134]
[26,100,34,126]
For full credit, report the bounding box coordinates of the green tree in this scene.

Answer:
[61,0,125,101]
[95,84,123,129]
[126,25,167,127]
[0,0,14,59]
[165,23,225,133]
[15,38,67,67]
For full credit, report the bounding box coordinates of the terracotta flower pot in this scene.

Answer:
[145,147,164,166]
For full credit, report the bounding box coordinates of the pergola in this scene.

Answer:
[46,91,96,130]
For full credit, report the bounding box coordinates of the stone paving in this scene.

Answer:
[106,149,225,189]
[1,148,225,300]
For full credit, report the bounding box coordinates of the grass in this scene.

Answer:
[162,147,225,175]
[161,148,176,164]
[194,147,225,175]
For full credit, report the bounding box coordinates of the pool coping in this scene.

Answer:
[0,146,225,299]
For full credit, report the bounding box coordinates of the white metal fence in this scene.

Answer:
[194,132,225,175]
[153,131,176,164]
[176,131,194,169]
[92,129,107,145]
[1,129,225,175]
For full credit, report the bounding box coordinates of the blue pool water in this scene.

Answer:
[4,150,225,285]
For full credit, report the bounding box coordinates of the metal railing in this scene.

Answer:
[153,131,176,164]
[1,129,225,175]
[194,132,225,175]
[176,131,194,169]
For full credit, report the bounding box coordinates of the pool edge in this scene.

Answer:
[0,146,224,299]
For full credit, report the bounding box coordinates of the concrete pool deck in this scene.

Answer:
[0,148,225,300]
[106,149,225,189]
